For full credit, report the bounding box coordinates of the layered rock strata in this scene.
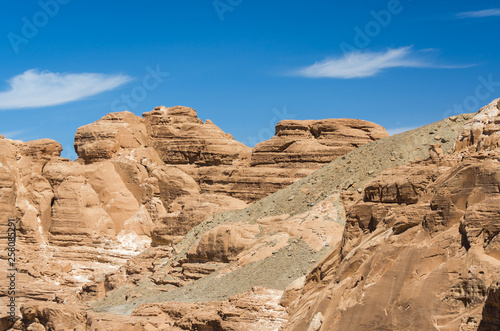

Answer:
[0,104,388,326]
[72,106,388,243]
[0,96,488,330]
[285,99,500,331]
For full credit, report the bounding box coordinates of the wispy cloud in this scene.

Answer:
[291,47,472,79]
[0,69,132,110]
[456,8,500,19]
[291,47,426,79]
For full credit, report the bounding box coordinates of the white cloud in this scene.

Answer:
[292,47,433,79]
[0,69,132,110]
[456,8,500,19]
[291,47,473,79]
[386,126,418,136]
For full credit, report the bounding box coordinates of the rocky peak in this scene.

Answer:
[165,105,198,118]
[21,139,62,160]
[74,111,148,164]
[252,118,389,168]
[142,105,249,165]
[455,98,500,153]
[143,105,201,125]
[100,111,143,123]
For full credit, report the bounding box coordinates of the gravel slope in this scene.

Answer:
[92,113,473,314]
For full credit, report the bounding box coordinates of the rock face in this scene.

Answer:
[74,107,388,203]
[0,104,389,328]
[455,98,500,153]
[74,111,148,164]
[11,287,287,331]
[142,106,252,166]
[71,105,388,244]
[285,99,500,331]
[6,98,496,331]
[0,136,156,313]
[87,106,474,329]
[252,119,388,168]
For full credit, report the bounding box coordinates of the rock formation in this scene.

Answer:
[3,98,499,330]
[0,104,389,330]
[71,105,388,244]
[72,106,473,330]
[252,118,388,168]
[284,99,500,331]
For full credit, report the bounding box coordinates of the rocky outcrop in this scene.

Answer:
[285,99,500,331]
[455,98,500,152]
[74,107,389,204]
[1,104,390,324]
[151,193,248,245]
[252,118,389,168]
[74,111,148,164]
[142,106,252,166]
[2,95,487,331]
[205,118,389,202]
[11,287,287,331]
[0,136,157,313]
[70,106,390,245]
[90,107,474,322]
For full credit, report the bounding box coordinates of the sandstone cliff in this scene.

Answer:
[0,104,389,330]
[4,99,499,330]
[71,105,387,244]
[83,106,473,330]
[284,99,500,331]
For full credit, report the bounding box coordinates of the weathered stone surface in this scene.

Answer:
[455,98,500,152]
[151,193,247,245]
[252,118,389,168]
[188,165,313,202]
[363,163,439,204]
[142,106,252,166]
[18,304,87,331]
[70,105,388,244]
[74,111,147,164]
[0,103,427,330]
[74,106,389,203]
[186,223,261,263]
[285,130,500,331]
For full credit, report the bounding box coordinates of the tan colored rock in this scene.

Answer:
[285,148,500,330]
[363,163,439,204]
[143,106,252,166]
[86,161,142,231]
[18,304,87,331]
[455,98,500,152]
[150,165,200,205]
[26,322,46,331]
[252,118,389,168]
[479,273,500,330]
[0,103,401,330]
[49,176,109,242]
[74,111,148,164]
[190,165,313,202]
[280,276,306,308]
[152,193,247,245]
[187,222,261,262]
[22,139,62,159]
[130,287,287,331]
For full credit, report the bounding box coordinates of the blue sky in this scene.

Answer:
[1,0,499,159]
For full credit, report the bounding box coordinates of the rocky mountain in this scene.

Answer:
[285,99,500,331]
[1,99,498,330]
[0,105,389,330]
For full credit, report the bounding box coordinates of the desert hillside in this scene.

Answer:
[2,99,500,330]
